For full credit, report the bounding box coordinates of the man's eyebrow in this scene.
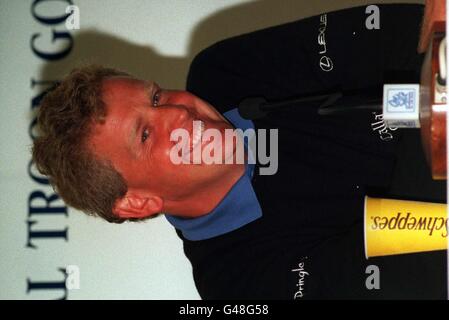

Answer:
[143,81,155,98]
[127,80,155,158]
[128,115,143,158]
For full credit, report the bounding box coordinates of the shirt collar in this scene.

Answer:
[165,108,262,241]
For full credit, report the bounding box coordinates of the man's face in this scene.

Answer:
[89,77,241,215]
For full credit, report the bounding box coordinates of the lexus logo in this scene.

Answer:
[319,56,333,72]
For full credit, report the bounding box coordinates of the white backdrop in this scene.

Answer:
[0,0,424,300]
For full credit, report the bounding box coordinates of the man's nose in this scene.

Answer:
[152,105,191,130]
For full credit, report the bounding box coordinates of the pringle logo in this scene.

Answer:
[291,261,309,299]
[370,212,449,237]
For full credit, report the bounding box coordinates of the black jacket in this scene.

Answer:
[177,3,447,299]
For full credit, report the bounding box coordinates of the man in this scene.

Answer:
[33,2,447,299]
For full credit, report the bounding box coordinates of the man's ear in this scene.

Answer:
[113,192,163,219]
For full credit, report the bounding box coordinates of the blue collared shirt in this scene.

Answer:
[165,108,263,241]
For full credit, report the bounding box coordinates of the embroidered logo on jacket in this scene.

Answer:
[371,112,397,141]
[318,14,334,72]
[291,260,310,299]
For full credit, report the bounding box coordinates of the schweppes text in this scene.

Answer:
[370,212,449,237]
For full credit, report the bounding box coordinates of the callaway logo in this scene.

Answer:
[291,259,309,299]
[318,14,333,72]
[370,112,397,141]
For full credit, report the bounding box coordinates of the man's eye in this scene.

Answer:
[153,90,161,107]
[142,128,150,143]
